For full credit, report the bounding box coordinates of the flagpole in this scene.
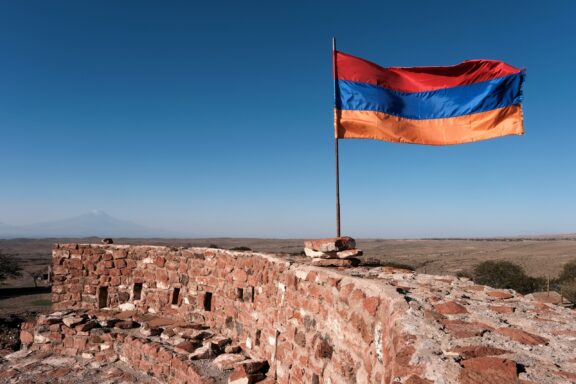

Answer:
[333,37,341,237]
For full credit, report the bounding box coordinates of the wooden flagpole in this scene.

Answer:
[333,37,341,237]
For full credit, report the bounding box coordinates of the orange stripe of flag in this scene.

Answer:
[335,105,524,146]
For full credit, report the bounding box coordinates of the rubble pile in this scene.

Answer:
[0,349,156,384]
[12,309,270,384]
[303,236,363,267]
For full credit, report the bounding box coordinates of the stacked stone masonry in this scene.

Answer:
[18,308,270,384]
[17,244,576,383]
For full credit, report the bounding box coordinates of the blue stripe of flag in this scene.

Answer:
[336,73,524,120]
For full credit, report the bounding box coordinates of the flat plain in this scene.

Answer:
[2,236,576,286]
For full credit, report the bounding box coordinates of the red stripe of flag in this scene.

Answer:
[336,51,522,93]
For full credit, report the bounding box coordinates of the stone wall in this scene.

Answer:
[50,244,426,383]
[47,244,576,384]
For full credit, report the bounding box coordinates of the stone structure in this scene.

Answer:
[11,244,576,383]
[303,236,363,267]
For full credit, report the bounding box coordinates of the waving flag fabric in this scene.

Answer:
[334,51,525,145]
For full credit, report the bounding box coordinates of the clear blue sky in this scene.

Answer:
[1,1,575,238]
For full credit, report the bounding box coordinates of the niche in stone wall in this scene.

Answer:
[243,286,255,303]
[133,283,143,301]
[172,288,181,306]
[98,286,108,309]
[203,292,213,311]
[255,329,262,346]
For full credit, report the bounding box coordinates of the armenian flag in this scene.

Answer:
[334,51,525,145]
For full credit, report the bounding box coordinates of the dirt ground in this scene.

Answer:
[0,293,51,317]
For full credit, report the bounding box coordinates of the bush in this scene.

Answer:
[561,280,576,306]
[0,252,22,281]
[559,259,576,282]
[229,246,252,251]
[473,260,544,294]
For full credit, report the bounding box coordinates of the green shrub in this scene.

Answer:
[559,259,576,282]
[561,280,576,306]
[229,246,252,251]
[0,252,22,281]
[473,260,544,294]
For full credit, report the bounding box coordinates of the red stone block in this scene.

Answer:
[109,268,121,277]
[68,258,83,269]
[158,348,173,363]
[113,249,128,259]
[186,366,204,382]
[0,369,18,380]
[168,270,179,283]
[496,327,549,345]
[363,297,380,316]
[20,330,34,346]
[89,335,103,344]
[152,363,164,377]
[487,290,514,299]
[338,283,354,304]
[302,297,320,314]
[63,336,74,348]
[63,347,79,356]
[166,261,179,271]
[440,319,493,339]
[434,301,468,315]
[405,375,433,384]
[489,305,515,314]
[349,289,366,305]
[74,335,89,349]
[139,359,152,374]
[114,259,127,268]
[48,368,72,378]
[303,271,316,282]
[228,366,267,384]
[232,268,248,282]
[304,236,356,252]
[460,357,518,383]
[449,345,510,359]
[156,270,168,283]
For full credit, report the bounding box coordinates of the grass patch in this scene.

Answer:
[29,299,51,306]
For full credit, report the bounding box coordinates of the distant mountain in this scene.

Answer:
[0,211,181,238]
[0,222,18,237]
